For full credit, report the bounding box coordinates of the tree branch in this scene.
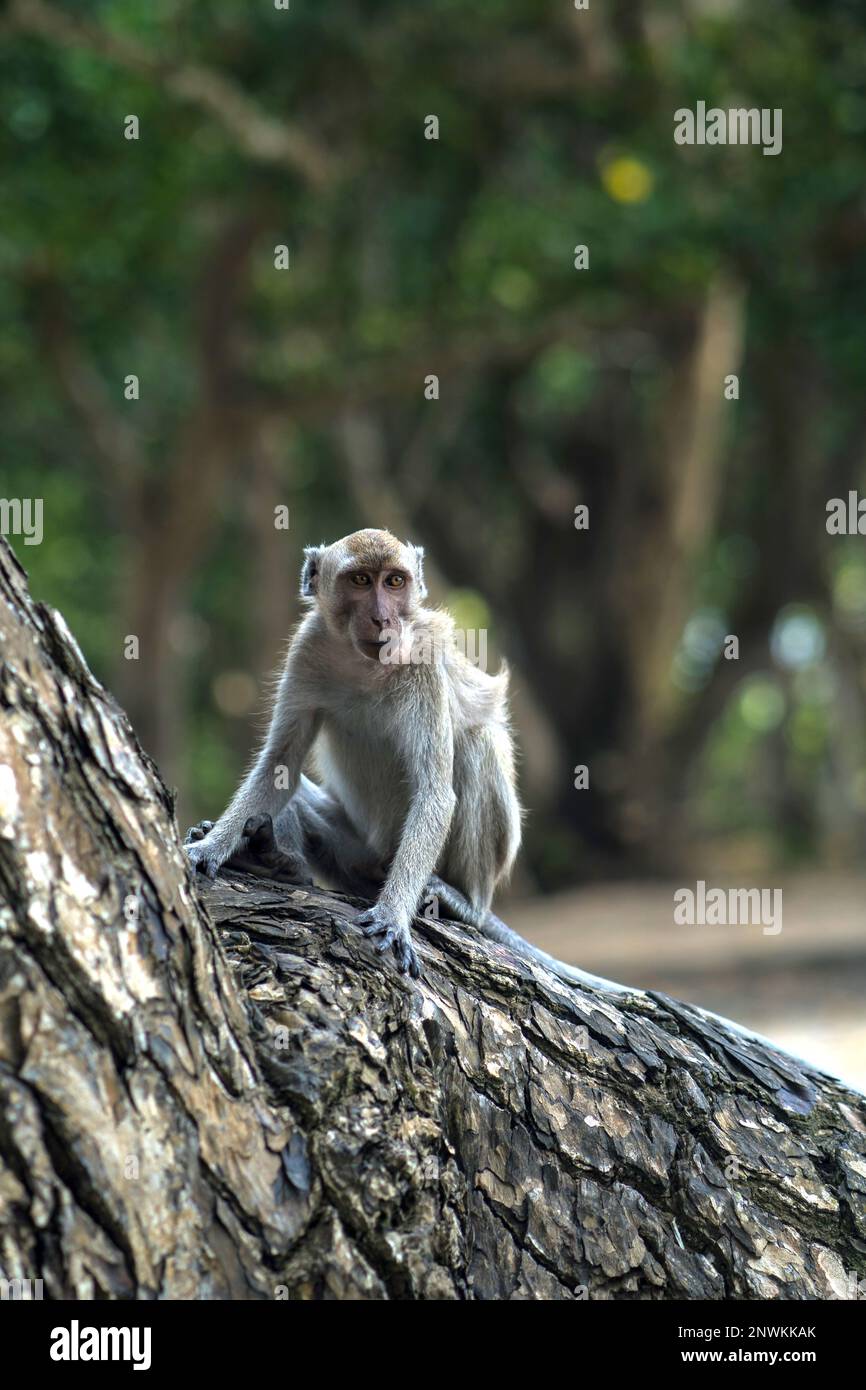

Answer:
[33,277,144,512]
[8,0,337,187]
[1,536,865,1299]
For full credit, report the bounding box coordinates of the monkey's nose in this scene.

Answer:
[371,616,385,630]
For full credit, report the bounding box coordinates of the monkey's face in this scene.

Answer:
[339,566,416,660]
[302,531,427,662]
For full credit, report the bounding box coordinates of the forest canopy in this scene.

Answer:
[3,0,866,887]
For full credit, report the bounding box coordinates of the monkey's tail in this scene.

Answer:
[426,875,631,996]
[476,909,631,995]
[424,888,859,1089]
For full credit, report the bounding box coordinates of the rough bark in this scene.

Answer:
[0,538,864,1301]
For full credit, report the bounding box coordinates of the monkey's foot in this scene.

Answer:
[356,905,421,978]
[184,815,314,885]
[233,814,314,884]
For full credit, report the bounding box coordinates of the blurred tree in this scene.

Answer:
[2,0,866,884]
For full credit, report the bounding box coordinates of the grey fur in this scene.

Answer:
[187,529,521,977]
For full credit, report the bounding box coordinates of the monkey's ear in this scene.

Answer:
[409,544,428,599]
[300,545,324,597]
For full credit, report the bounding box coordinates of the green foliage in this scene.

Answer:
[3,0,866,873]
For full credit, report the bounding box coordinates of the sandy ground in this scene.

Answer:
[507,874,866,1093]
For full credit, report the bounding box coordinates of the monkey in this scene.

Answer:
[185,527,626,992]
[186,527,517,977]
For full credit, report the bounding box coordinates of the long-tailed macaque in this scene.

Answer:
[186,529,521,978]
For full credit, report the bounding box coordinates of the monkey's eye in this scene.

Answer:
[385,574,406,588]
[349,573,371,587]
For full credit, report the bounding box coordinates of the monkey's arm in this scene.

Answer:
[186,656,321,879]
[357,674,456,977]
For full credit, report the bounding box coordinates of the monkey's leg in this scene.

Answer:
[294,786,418,974]
[291,783,418,975]
[292,777,388,898]
[186,780,385,894]
[425,874,628,995]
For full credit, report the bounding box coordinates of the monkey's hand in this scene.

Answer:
[356,904,421,979]
[184,820,238,879]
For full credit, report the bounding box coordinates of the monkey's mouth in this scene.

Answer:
[359,639,389,659]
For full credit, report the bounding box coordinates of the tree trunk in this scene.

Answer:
[0,538,863,1301]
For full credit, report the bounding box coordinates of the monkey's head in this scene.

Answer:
[300,529,427,661]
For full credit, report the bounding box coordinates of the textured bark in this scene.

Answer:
[0,538,864,1301]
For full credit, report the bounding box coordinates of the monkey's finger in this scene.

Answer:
[184,820,214,844]
[374,928,399,953]
[358,910,386,937]
[396,940,421,977]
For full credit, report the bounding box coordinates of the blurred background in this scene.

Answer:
[2,0,865,1085]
